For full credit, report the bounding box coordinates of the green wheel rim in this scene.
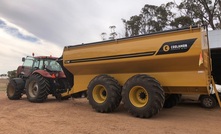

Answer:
[92,85,107,103]
[129,86,148,107]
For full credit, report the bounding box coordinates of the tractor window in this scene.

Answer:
[39,60,44,69]
[33,60,40,68]
[23,57,34,67]
[45,60,62,72]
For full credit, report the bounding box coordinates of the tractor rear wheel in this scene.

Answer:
[87,74,122,113]
[122,74,165,118]
[26,74,50,103]
[7,78,24,100]
[163,94,181,108]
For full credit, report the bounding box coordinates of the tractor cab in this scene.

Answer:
[17,56,62,78]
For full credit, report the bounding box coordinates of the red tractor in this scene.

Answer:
[6,55,71,102]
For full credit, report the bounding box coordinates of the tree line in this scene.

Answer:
[0,70,16,79]
[102,0,221,39]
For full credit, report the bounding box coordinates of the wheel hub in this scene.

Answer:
[28,81,39,97]
[139,92,147,100]
[203,98,213,107]
[92,85,107,103]
[129,86,149,108]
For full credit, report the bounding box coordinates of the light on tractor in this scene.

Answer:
[51,74,56,78]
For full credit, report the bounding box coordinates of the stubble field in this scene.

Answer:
[0,79,8,91]
[0,79,221,134]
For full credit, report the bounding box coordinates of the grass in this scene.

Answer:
[0,79,8,91]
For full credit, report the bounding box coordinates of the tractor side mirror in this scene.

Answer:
[22,57,25,62]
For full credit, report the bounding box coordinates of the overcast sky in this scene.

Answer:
[0,0,179,74]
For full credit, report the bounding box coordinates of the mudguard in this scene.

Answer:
[32,70,66,79]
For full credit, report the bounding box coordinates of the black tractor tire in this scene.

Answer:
[87,74,122,113]
[122,74,165,118]
[163,94,181,108]
[199,95,217,108]
[25,74,50,103]
[6,78,24,100]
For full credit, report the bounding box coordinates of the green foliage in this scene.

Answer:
[122,3,175,37]
[100,26,118,40]
[170,16,195,28]
[177,0,220,29]
[121,0,221,37]
[122,15,142,37]
[7,70,17,79]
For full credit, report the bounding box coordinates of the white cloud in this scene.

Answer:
[0,19,63,74]
[0,0,180,46]
[0,18,36,38]
[0,18,40,43]
[0,0,182,74]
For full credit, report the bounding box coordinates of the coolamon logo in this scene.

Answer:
[163,45,170,52]
[156,38,197,55]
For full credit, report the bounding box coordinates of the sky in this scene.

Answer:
[0,0,179,74]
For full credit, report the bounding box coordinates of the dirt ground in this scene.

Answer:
[0,79,8,91]
[0,89,221,134]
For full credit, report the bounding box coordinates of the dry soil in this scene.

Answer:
[1,90,221,134]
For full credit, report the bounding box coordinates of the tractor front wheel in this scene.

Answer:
[6,78,24,100]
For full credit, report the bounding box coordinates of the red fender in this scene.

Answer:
[32,70,53,78]
[32,70,66,79]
